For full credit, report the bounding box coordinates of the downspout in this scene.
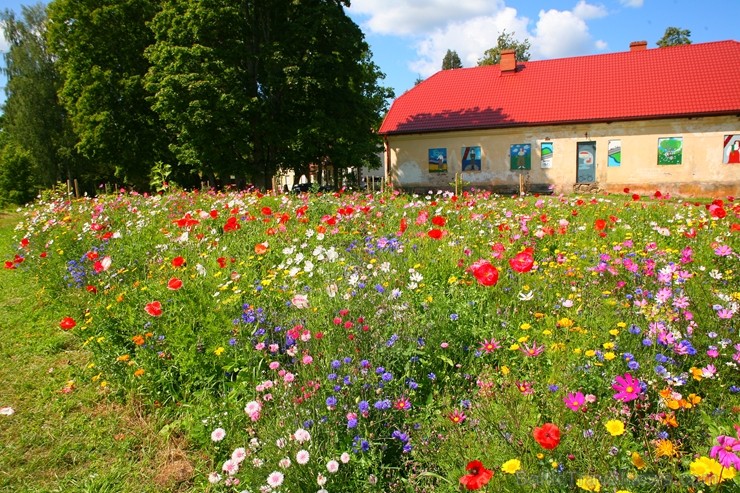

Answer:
[383,135,391,187]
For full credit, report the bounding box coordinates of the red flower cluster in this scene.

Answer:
[533,423,561,450]
[459,460,493,490]
[509,247,534,273]
[470,259,499,286]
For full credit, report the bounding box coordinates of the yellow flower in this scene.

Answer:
[615,490,631,493]
[576,475,601,492]
[630,452,646,470]
[501,459,521,474]
[134,368,145,377]
[509,344,520,351]
[214,346,225,356]
[603,351,616,361]
[604,419,625,436]
[585,349,596,357]
[655,439,677,458]
[500,366,510,375]
[690,456,736,485]
[520,323,532,330]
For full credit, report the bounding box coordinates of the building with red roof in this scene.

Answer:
[379,40,740,196]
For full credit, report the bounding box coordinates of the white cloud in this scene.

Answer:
[408,7,529,77]
[573,0,608,20]
[619,0,644,7]
[350,0,503,36]
[531,9,596,59]
[350,1,610,78]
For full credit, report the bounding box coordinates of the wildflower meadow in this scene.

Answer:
[2,186,739,492]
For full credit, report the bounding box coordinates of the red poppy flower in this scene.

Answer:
[172,256,186,268]
[533,423,561,450]
[261,206,273,216]
[431,215,446,226]
[594,219,607,231]
[623,187,630,193]
[59,317,76,331]
[167,278,183,290]
[731,223,740,233]
[470,259,499,287]
[459,460,493,490]
[632,193,640,201]
[144,301,163,317]
[217,257,227,268]
[86,285,98,294]
[20,237,29,248]
[173,213,199,228]
[427,228,443,239]
[223,216,241,232]
[399,217,408,234]
[254,242,269,255]
[509,247,534,273]
[709,205,726,219]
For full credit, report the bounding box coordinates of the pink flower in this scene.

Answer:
[326,460,339,473]
[519,341,545,357]
[291,293,309,308]
[266,471,284,488]
[564,391,586,412]
[222,459,239,475]
[612,372,642,402]
[710,435,740,469]
[296,449,310,465]
[231,448,247,463]
[211,427,226,442]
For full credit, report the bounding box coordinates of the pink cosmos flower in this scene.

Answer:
[710,434,740,469]
[564,391,586,412]
[612,372,642,402]
[231,448,247,463]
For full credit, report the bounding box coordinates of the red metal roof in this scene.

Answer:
[379,41,740,135]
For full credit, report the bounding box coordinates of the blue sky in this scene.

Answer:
[1,0,738,106]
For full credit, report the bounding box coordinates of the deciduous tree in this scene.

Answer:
[657,27,691,47]
[478,30,531,66]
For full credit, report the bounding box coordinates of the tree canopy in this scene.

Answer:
[0,3,78,200]
[478,30,531,66]
[657,27,692,47]
[442,49,462,70]
[0,0,392,203]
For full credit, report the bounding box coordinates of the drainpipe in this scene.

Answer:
[383,135,391,186]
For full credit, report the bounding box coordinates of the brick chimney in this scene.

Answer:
[629,41,647,51]
[500,49,517,73]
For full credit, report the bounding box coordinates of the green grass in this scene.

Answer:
[0,211,202,493]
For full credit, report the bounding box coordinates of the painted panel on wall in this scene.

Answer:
[461,146,481,171]
[510,144,531,170]
[608,140,621,167]
[657,137,683,165]
[724,135,740,164]
[428,148,448,173]
[540,142,553,168]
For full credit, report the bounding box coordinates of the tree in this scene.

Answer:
[47,0,170,189]
[442,49,462,70]
[478,30,531,66]
[657,27,691,47]
[146,0,392,189]
[1,3,78,192]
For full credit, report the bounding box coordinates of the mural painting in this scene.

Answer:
[428,148,448,173]
[510,144,531,170]
[657,137,683,165]
[724,135,740,164]
[540,142,553,169]
[461,146,482,171]
[608,140,621,167]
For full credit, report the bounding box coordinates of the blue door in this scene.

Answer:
[577,142,596,183]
